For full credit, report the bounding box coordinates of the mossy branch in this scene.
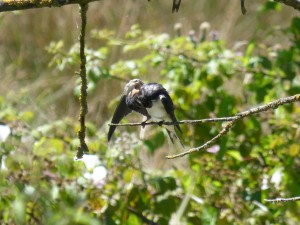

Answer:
[76,3,89,159]
[0,0,100,12]
[0,0,299,15]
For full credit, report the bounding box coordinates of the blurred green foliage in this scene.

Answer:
[1,7,300,225]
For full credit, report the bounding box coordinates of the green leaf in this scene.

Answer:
[126,214,140,225]
[201,206,218,225]
[33,138,64,156]
[227,150,243,162]
[150,176,177,194]
[258,1,282,12]
[244,42,255,66]
[12,198,26,224]
[154,195,178,216]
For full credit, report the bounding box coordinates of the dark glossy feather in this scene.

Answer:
[166,127,185,149]
[108,95,132,142]
[108,81,182,145]
[126,90,150,118]
[160,95,182,133]
[139,83,166,105]
[140,83,182,133]
[172,0,181,13]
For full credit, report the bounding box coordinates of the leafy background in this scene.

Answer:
[0,1,300,224]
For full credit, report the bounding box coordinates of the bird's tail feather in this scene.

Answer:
[140,116,185,150]
[165,126,185,150]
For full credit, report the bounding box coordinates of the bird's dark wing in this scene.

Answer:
[125,90,150,118]
[160,94,182,133]
[172,0,181,13]
[133,107,150,118]
[139,82,165,107]
[108,95,132,142]
[139,83,181,132]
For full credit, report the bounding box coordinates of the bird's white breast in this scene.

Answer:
[147,99,169,121]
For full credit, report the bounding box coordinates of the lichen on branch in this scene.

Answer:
[76,3,89,159]
[0,0,99,12]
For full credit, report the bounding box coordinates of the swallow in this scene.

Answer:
[108,79,184,148]
[172,0,181,13]
[108,79,147,142]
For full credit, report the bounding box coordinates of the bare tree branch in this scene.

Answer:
[109,117,237,127]
[166,120,236,159]
[166,94,300,159]
[274,0,300,11]
[2,0,299,14]
[265,196,300,203]
[0,0,100,12]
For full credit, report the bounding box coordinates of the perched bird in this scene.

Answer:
[108,79,184,148]
[107,79,147,142]
[172,0,181,13]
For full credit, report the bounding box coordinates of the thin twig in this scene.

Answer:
[265,196,300,203]
[166,94,300,159]
[166,120,236,159]
[76,3,89,159]
[109,117,237,127]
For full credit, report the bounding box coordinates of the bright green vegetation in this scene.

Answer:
[0,2,300,225]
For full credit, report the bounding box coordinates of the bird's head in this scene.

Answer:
[124,79,144,95]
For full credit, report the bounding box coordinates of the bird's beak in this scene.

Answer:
[131,89,140,96]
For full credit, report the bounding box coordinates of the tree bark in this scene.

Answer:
[274,0,300,10]
[0,0,299,12]
[0,0,100,12]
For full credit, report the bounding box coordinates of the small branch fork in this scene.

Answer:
[109,94,300,159]
[76,3,89,159]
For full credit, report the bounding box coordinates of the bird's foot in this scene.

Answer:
[141,116,151,128]
[141,120,148,128]
[158,120,165,126]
